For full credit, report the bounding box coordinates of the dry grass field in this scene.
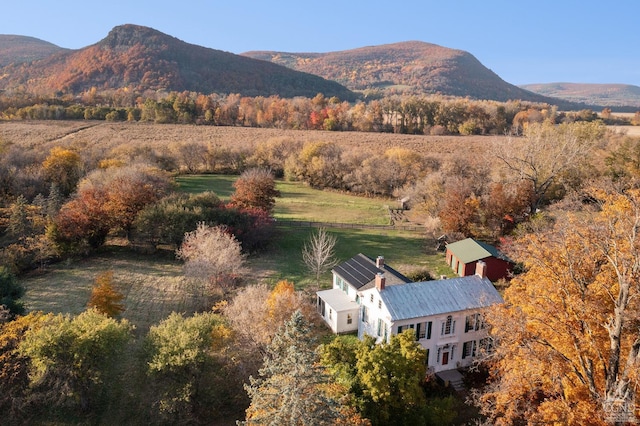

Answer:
[0,120,499,158]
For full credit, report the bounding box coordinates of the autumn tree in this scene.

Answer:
[231,167,281,213]
[144,311,240,422]
[494,121,605,213]
[302,227,339,288]
[176,222,247,298]
[284,141,343,189]
[133,191,224,246]
[476,187,640,425]
[87,271,125,317]
[224,281,317,361]
[84,164,172,238]
[53,165,171,251]
[320,331,431,425]
[41,146,82,197]
[19,309,133,412]
[248,137,303,177]
[243,310,343,425]
[0,312,47,420]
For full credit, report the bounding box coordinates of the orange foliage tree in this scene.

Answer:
[476,187,640,425]
[87,271,125,317]
[230,168,280,214]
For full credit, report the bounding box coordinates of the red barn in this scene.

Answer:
[445,238,513,282]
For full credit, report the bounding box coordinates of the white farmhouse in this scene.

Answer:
[358,261,503,372]
[316,254,411,334]
[317,255,503,372]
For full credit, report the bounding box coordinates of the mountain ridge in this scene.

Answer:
[520,82,640,108]
[242,41,566,105]
[0,25,356,100]
[0,25,637,109]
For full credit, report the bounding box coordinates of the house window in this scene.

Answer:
[362,306,369,323]
[378,300,382,309]
[462,340,477,359]
[441,315,455,335]
[347,314,352,324]
[370,294,374,303]
[465,313,484,332]
[397,325,404,334]
[417,321,432,339]
[377,318,383,337]
[479,337,494,353]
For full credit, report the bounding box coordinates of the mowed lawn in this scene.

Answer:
[20,248,200,333]
[175,174,393,225]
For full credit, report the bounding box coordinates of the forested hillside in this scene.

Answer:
[0,35,66,67]
[243,41,578,106]
[0,25,355,100]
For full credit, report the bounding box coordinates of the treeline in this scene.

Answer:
[1,89,633,134]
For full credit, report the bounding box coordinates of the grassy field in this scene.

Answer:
[175,174,393,225]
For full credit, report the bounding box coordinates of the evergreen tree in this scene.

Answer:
[8,195,30,238]
[46,182,64,218]
[243,310,341,425]
[0,266,25,319]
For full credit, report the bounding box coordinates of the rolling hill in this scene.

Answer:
[0,35,67,67]
[520,83,640,109]
[0,25,356,100]
[242,41,565,104]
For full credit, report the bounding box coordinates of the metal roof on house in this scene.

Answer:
[379,275,504,321]
[316,289,359,312]
[332,253,410,290]
[446,238,509,264]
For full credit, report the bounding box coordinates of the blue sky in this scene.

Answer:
[3,0,639,86]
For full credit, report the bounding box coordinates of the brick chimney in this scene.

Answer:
[375,272,386,291]
[376,255,385,268]
[475,260,487,278]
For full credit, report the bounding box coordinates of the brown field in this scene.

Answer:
[609,125,640,137]
[0,120,501,158]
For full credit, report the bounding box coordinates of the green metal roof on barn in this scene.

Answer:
[445,238,511,264]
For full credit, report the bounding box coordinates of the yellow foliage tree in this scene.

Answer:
[87,271,125,317]
[42,146,82,197]
[477,187,640,425]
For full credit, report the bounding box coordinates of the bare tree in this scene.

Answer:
[493,121,605,213]
[302,227,339,288]
[176,222,246,299]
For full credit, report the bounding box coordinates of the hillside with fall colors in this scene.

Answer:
[0,25,356,100]
[242,41,567,104]
[0,35,67,67]
[521,82,640,109]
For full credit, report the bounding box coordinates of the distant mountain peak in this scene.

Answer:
[98,24,174,49]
